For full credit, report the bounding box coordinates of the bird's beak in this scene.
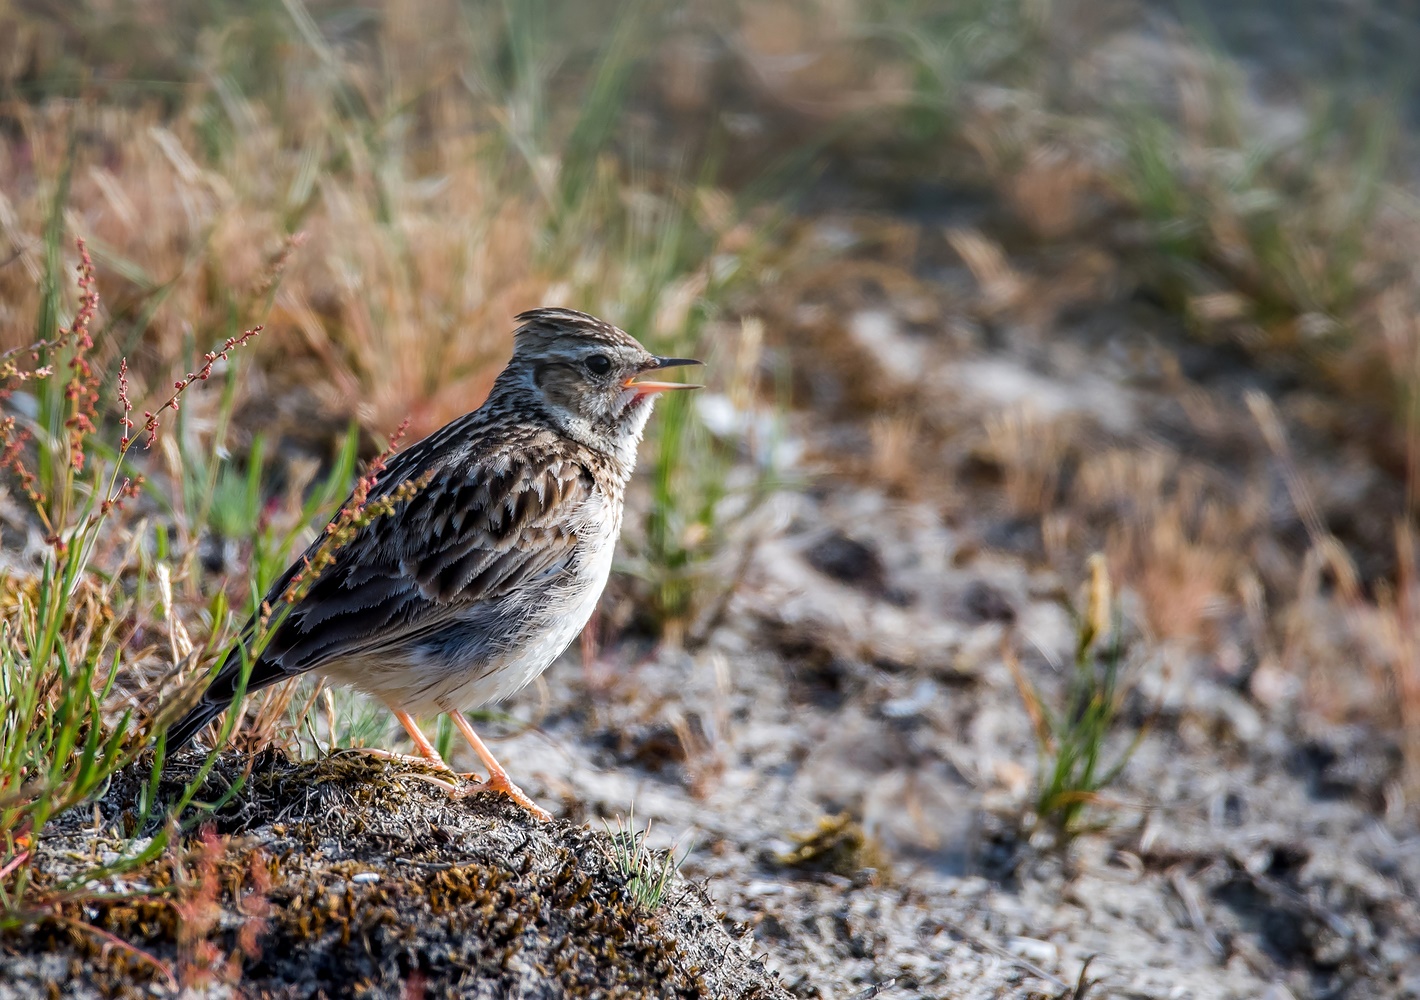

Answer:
[623,356,703,396]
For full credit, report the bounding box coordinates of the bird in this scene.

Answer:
[165,307,702,819]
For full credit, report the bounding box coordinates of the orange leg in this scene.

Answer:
[447,711,552,821]
[356,710,455,775]
[394,710,446,764]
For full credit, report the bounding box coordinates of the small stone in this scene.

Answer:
[805,530,889,595]
[963,580,1015,623]
[880,680,937,720]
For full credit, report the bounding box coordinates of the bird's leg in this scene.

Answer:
[354,710,457,777]
[446,711,552,821]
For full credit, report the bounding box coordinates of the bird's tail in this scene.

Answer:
[162,640,287,754]
[164,694,228,753]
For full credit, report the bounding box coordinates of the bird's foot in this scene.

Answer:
[456,771,552,822]
[400,771,462,794]
[349,746,457,776]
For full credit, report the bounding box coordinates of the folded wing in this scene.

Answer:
[165,450,592,749]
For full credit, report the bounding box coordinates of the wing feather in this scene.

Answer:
[265,455,593,675]
[192,447,593,706]
[166,397,611,753]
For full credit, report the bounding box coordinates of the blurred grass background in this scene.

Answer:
[4,0,1416,453]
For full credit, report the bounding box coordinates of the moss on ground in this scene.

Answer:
[2,753,789,1000]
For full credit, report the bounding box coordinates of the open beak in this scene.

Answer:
[623,356,703,397]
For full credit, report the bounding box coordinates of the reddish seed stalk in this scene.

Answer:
[63,239,101,474]
[100,328,261,516]
[281,419,426,606]
[117,358,133,449]
[0,239,106,529]
[0,416,40,507]
[0,237,265,526]
[139,326,264,451]
[0,239,102,516]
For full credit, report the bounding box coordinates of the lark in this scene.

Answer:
[166,308,701,819]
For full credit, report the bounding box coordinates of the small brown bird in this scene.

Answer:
[167,308,701,818]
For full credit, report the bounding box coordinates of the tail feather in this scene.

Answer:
[164,696,227,753]
[163,649,291,754]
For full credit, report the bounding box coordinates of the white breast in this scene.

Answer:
[438,486,620,710]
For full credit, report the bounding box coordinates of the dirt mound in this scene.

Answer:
[2,752,789,1000]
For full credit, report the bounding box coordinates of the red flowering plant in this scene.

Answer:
[0,234,436,938]
[0,239,265,926]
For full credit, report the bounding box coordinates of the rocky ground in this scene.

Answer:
[20,196,1413,999]
[524,228,1419,998]
[10,119,1420,1000]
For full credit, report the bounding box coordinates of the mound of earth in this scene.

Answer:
[1,751,790,1000]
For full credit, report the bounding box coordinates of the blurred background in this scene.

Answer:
[2,1,1419,996]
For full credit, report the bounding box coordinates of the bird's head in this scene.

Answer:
[497,307,701,459]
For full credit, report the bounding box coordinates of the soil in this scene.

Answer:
[5,223,1419,995]
[2,753,790,1000]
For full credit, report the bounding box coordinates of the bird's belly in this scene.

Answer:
[319,534,616,714]
[461,535,616,707]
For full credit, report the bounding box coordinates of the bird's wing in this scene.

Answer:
[259,452,595,676]
[164,439,598,751]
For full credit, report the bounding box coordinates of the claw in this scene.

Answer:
[456,771,552,822]
[347,746,457,776]
[443,709,553,821]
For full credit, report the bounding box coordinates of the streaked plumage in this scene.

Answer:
[166,308,700,817]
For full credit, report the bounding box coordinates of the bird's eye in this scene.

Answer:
[584,353,612,376]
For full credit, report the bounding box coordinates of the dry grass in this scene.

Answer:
[1075,450,1245,644]
[718,0,1420,807]
[0,50,540,441]
[981,405,1075,517]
